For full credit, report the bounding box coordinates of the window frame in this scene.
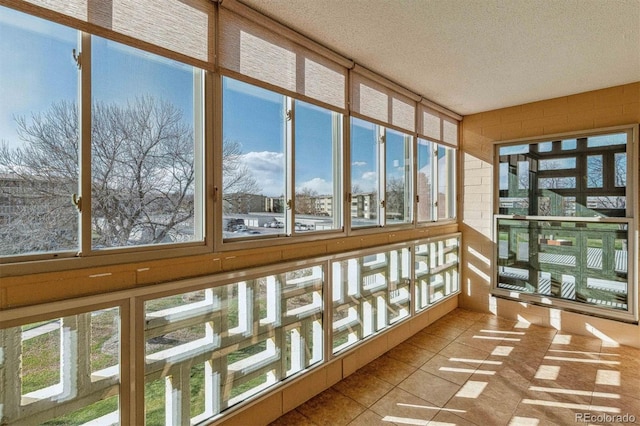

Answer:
[216,74,348,251]
[0,8,213,271]
[0,4,461,271]
[491,124,639,322]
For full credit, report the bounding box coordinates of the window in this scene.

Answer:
[0,7,206,259]
[294,100,343,231]
[1,4,460,266]
[222,77,343,240]
[0,7,79,256]
[416,139,457,223]
[350,117,413,228]
[92,37,204,249]
[495,129,636,321]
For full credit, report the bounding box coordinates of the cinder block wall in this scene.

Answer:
[460,82,640,347]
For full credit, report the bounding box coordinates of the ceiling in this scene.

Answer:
[239,0,640,116]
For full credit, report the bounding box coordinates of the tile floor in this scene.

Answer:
[270,309,640,425]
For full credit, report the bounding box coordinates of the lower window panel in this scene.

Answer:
[497,218,630,312]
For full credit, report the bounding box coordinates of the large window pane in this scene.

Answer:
[332,248,410,353]
[222,78,286,239]
[294,100,342,232]
[0,7,78,256]
[497,219,628,311]
[498,133,627,218]
[385,129,412,224]
[495,130,633,318]
[417,139,433,222]
[145,265,323,422]
[350,117,379,227]
[92,37,204,248]
[1,308,121,425]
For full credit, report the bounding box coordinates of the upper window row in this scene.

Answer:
[498,133,629,218]
[0,7,457,261]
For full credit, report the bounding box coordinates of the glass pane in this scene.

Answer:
[2,309,121,425]
[437,145,456,220]
[587,133,626,148]
[538,196,575,216]
[222,78,286,239]
[294,100,341,232]
[587,155,603,188]
[92,36,204,249]
[351,117,379,227]
[414,243,430,310]
[0,7,78,256]
[499,132,628,218]
[539,177,575,189]
[539,158,576,170]
[518,161,529,189]
[388,248,411,323]
[417,139,433,222]
[499,144,528,155]
[561,139,576,150]
[614,152,626,187]
[385,129,411,224]
[538,142,552,152]
[497,219,628,311]
[144,265,323,422]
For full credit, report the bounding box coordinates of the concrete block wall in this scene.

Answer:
[460,82,640,348]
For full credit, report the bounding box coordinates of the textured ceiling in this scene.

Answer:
[239,0,640,116]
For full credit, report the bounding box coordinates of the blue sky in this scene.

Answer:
[0,5,195,151]
[1,5,434,201]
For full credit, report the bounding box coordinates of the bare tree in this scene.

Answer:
[0,97,257,254]
[222,141,260,197]
[386,176,407,221]
[295,187,318,215]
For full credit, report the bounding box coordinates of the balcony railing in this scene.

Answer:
[0,233,459,425]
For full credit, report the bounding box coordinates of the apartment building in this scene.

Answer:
[0,1,638,425]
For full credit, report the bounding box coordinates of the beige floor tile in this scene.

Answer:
[398,370,461,407]
[269,310,640,426]
[549,333,602,353]
[296,388,365,426]
[423,321,468,340]
[439,341,491,361]
[405,331,451,352]
[347,409,386,426]
[433,313,477,330]
[451,329,508,353]
[269,409,317,426]
[428,409,479,426]
[510,399,588,426]
[446,390,519,426]
[590,393,640,425]
[333,371,394,407]
[358,354,417,385]
[386,340,437,367]
[369,387,439,423]
[452,308,489,322]
[419,353,477,385]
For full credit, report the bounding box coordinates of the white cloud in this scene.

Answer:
[296,177,333,195]
[361,171,377,181]
[240,151,285,197]
[352,161,367,167]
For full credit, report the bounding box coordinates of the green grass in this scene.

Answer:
[21,330,60,394]
[42,396,119,425]
[20,309,120,424]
